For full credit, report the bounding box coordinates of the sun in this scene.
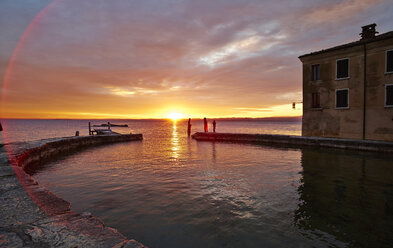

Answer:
[167,112,183,121]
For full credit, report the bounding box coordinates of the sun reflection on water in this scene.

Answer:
[171,121,179,160]
[31,120,393,248]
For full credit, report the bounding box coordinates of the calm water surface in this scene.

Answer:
[3,120,393,247]
[0,119,300,143]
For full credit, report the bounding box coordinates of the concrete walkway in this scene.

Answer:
[192,132,393,153]
[0,134,146,248]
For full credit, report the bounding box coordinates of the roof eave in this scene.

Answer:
[298,31,393,59]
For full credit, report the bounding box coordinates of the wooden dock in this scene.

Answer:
[89,122,120,135]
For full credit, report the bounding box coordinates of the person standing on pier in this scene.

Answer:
[0,122,2,131]
[204,117,208,132]
[187,118,192,136]
[212,120,216,132]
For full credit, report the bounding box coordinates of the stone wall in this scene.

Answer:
[0,134,146,248]
[192,132,393,153]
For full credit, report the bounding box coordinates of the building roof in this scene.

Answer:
[299,30,393,59]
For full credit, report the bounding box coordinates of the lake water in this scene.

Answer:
[2,119,393,248]
[0,119,300,143]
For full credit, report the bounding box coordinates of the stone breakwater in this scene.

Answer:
[0,134,147,248]
[192,132,393,153]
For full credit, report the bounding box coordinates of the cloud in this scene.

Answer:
[305,0,386,25]
[1,0,392,118]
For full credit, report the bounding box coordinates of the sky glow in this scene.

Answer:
[0,0,392,119]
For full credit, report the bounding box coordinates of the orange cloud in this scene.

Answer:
[1,0,392,119]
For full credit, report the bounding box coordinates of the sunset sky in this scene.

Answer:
[1,0,393,119]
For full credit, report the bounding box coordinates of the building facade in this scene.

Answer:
[299,24,393,141]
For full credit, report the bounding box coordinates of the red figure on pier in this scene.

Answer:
[204,117,208,132]
[187,118,192,136]
[213,120,216,132]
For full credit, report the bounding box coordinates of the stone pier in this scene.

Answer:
[0,134,146,248]
[192,132,393,153]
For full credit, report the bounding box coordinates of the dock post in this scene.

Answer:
[88,122,91,135]
[108,122,111,130]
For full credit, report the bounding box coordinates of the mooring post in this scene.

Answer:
[88,122,91,135]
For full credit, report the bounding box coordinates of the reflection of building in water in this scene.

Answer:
[295,148,393,247]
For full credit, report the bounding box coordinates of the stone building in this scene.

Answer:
[299,24,393,141]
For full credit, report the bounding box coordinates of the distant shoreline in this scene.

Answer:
[0,116,302,122]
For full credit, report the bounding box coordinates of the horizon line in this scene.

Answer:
[0,116,302,121]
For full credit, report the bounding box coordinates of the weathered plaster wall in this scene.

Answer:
[301,45,365,139]
[364,39,393,140]
[0,134,146,248]
[300,38,393,141]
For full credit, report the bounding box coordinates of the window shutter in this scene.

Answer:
[312,92,320,108]
[336,90,348,108]
[311,65,320,81]
[386,85,393,106]
[387,51,393,73]
[337,59,349,79]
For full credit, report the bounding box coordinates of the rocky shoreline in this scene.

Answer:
[0,134,146,248]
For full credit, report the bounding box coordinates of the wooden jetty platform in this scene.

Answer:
[89,122,121,135]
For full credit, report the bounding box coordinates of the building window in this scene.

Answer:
[387,50,393,73]
[336,58,349,79]
[336,89,349,109]
[312,92,320,108]
[311,64,320,81]
[386,84,393,107]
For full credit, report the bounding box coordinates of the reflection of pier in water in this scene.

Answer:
[296,148,393,247]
